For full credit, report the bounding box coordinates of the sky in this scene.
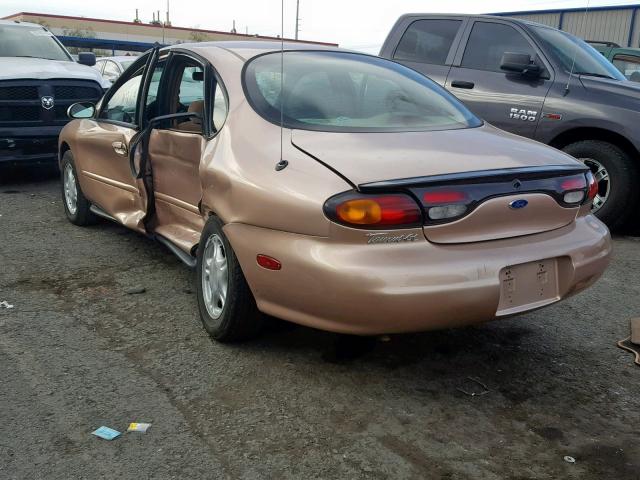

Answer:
[1,0,638,52]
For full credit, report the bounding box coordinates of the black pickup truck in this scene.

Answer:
[0,20,109,167]
[380,14,640,229]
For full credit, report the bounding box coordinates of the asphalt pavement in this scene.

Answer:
[1,167,639,479]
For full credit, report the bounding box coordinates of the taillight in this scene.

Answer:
[422,188,469,221]
[324,192,422,229]
[586,171,598,202]
[559,174,587,205]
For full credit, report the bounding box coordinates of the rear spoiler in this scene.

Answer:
[358,165,589,192]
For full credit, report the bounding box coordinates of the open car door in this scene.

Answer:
[133,51,221,258]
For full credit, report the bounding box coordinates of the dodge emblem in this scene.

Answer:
[41,96,55,110]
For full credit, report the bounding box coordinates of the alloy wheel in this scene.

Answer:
[63,163,78,215]
[202,234,229,320]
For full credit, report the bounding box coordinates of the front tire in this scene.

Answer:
[562,140,639,231]
[196,216,263,342]
[60,150,97,226]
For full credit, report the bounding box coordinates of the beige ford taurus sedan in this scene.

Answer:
[58,42,611,341]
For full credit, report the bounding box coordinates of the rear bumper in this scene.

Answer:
[224,215,611,335]
[0,126,62,164]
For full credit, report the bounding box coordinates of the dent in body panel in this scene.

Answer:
[147,129,206,251]
[60,118,147,233]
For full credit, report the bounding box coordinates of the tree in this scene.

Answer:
[61,26,97,54]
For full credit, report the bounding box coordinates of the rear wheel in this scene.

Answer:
[562,140,639,231]
[196,216,263,342]
[60,150,97,226]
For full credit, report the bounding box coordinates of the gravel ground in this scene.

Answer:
[1,167,639,480]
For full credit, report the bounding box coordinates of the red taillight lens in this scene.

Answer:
[327,193,422,228]
[561,177,586,191]
[423,190,467,204]
[586,172,598,201]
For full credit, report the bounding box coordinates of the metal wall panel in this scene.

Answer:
[499,7,640,47]
[506,13,561,28]
[632,9,640,47]
[562,9,632,46]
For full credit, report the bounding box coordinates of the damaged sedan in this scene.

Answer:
[58,42,611,341]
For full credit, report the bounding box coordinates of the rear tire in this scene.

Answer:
[60,150,97,226]
[562,140,639,231]
[196,216,264,342]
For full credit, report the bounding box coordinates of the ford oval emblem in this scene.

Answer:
[510,199,529,209]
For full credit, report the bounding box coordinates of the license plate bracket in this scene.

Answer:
[497,258,560,315]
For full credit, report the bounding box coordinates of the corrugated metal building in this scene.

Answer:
[1,12,337,54]
[493,3,640,47]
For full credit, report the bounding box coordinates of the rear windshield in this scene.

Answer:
[0,24,71,61]
[243,51,482,132]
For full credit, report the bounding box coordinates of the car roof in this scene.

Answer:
[182,40,345,61]
[97,56,140,63]
[396,13,545,28]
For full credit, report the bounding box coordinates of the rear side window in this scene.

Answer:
[461,22,535,72]
[612,54,640,82]
[394,20,462,65]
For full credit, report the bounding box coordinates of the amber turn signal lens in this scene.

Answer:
[336,199,382,224]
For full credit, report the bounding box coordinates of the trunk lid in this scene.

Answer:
[292,126,589,243]
[290,125,579,185]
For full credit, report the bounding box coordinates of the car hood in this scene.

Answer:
[291,124,580,186]
[0,57,109,88]
[579,75,640,102]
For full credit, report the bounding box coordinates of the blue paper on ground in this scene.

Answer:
[92,426,121,440]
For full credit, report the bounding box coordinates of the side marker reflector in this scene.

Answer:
[257,254,281,270]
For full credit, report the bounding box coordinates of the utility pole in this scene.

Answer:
[295,0,300,40]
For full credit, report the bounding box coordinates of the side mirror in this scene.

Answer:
[78,52,97,67]
[67,102,96,119]
[500,52,541,77]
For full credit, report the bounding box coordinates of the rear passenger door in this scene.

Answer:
[386,18,466,86]
[446,20,553,138]
[143,51,228,253]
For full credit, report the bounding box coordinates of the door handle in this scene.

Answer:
[112,141,128,156]
[451,80,475,89]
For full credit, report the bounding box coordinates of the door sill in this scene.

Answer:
[155,234,197,269]
[89,204,117,222]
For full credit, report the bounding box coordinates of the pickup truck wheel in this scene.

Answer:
[562,140,639,231]
[60,150,97,226]
[196,216,264,342]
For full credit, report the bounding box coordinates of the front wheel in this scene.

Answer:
[60,150,97,226]
[195,216,263,342]
[562,140,639,231]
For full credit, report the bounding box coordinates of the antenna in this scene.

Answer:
[280,0,285,165]
[565,0,591,95]
[295,0,300,40]
[275,0,288,171]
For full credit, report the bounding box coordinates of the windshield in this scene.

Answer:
[531,25,625,80]
[0,24,71,61]
[243,51,482,132]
